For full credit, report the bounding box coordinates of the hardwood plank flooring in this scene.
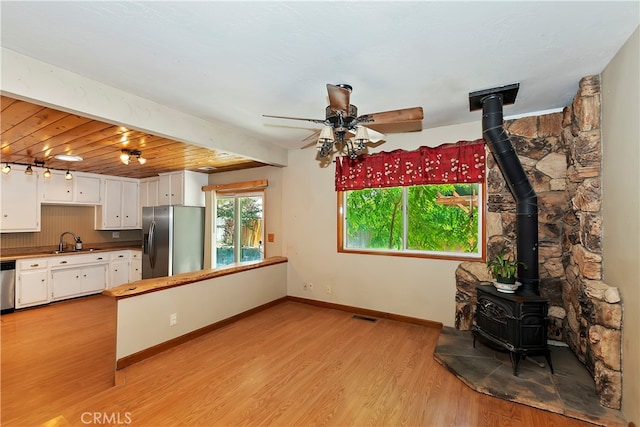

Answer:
[1,297,596,426]
[1,295,116,426]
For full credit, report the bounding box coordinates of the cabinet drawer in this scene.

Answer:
[109,251,130,261]
[18,258,49,271]
[50,253,108,267]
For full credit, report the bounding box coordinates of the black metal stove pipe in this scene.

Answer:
[481,94,539,295]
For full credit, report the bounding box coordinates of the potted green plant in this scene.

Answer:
[487,247,526,285]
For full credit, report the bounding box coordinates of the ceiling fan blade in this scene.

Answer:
[326,84,351,113]
[363,120,423,134]
[358,106,424,125]
[300,129,321,149]
[263,114,326,124]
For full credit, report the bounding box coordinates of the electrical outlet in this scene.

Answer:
[112,231,120,238]
[325,285,332,294]
[169,313,177,326]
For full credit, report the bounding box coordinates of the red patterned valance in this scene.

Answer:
[335,139,486,191]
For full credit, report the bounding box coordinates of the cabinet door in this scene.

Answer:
[170,173,184,205]
[40,171,73,202]
[103,179,123,228]
[110,260,130,288]
[129,250,142,282]
[0,167,39,231]
[158,174,172,205]
[17,270,48,308]
[121,180,139,227]
[75,176,101,203]
[51,268,82,300]
[81,264,108,293]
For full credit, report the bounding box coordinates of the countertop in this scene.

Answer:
[103,256,288,299]
[0,241,142,261]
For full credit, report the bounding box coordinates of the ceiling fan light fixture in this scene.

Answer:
[318,125,335,143]
[354,126,370,144]
[137,155,147,165]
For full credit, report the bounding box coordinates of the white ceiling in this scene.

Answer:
[1,1,638,153]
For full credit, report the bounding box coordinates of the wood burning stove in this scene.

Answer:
[472,284,553,376]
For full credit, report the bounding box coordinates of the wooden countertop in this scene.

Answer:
[0,242,142,261]
[103,256,288,300]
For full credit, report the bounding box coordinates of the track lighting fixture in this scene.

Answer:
[65,170,73,180]
[43,168,52,178]
[2,163,11,174]
[25,165,33,175]
[120,149,146,165]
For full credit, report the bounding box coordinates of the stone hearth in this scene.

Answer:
[434,327,625,426]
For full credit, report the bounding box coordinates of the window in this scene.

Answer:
[339,183,484,260]
[215,191,264,267]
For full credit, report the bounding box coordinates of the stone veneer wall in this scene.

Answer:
[562,75,621,409]
[455,76,622,409]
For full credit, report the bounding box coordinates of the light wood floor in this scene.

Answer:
[1,296,595,426]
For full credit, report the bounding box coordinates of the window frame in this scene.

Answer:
[337,182,487,262]
[214,188,266,267]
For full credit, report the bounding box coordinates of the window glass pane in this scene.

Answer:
[216,197,235,267]
[239,196,264,262]
[406,184,479,253]
[345,187,404,250]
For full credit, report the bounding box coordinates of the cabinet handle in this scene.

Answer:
[118,255,124,258]
[60,261,68,264]
[31,263,39,267]
[97,257,103,260]
[3,214,7,218]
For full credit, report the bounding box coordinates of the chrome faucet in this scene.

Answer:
[59,231,79,252]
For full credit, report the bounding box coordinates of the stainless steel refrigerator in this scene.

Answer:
[142,205,205,278]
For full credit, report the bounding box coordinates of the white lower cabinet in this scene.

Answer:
[16,258,49,309]
[51,264,107,301]
[109,251,130,288]
[130,250,142,282]
[15,249,140,309]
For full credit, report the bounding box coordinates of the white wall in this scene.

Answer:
[116,263,287,360]
[282,121,484,326]
[601,26,639,424]
[207,165,284,258]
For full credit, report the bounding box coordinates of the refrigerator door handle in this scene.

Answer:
[148,220,156,269]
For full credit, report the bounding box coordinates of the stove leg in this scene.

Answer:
[509,352,522,376]
[545,350,554,374]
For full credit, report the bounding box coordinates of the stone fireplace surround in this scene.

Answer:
[454,75,623,409]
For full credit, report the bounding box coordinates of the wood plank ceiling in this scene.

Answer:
[0,96,267,179]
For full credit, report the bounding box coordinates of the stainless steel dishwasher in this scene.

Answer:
[1,260,16,314]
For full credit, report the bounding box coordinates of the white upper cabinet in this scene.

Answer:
[95,177,140,229]
[157,171,208,207]
[40,170,102,204]
[140,177,159,208]
[0,164,40,232]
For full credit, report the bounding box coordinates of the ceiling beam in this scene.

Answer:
[0,48,288,167]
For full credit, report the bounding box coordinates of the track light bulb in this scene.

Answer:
[65,170,73,180]
[2,163,11,174]
[43,168,52,178]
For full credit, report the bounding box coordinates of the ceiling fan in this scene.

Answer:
[263,84,424,159]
